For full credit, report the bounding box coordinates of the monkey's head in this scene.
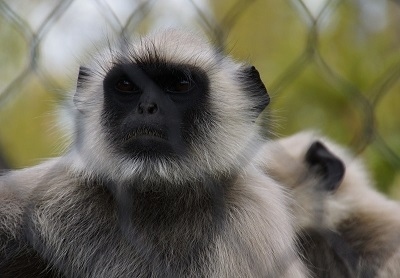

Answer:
[72,29,269,185]
[258,131,346,228]
[261,131,375,229]
[261,131,345,192]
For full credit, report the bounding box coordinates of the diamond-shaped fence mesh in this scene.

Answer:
[0,0,399,194]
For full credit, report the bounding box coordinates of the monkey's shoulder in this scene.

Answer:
[28,170,118,228]
[22,175,130,276]
[0,165,66,277]
[0,168,34,247]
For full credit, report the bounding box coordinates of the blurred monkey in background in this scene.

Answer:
[258,130,400,278]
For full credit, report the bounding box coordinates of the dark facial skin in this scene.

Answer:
[101,62,211,160]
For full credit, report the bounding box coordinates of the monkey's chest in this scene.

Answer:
[26,187,217,277]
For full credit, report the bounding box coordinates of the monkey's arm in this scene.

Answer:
[0,164,64,277]
[0,173,37,275]
[0,172,26,250]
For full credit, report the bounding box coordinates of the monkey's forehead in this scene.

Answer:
[137,29,212,55]
[89,29,232,73]
[274,130,353,166]
[277,131,320,157]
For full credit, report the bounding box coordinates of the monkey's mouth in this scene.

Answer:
[124,127,167,141]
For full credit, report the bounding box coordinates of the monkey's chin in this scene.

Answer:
[122,137,178,159]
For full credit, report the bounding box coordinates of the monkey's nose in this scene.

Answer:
[138,103,158,114]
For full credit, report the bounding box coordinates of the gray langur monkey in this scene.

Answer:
[0,29,308,277]
[257,130,400,278]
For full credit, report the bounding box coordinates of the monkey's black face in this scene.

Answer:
[101,62,210,160]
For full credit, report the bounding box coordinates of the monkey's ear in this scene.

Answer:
[76,66,91,88]
[241,65,270,114]
[305,141,345,192]
[74,66,92,111]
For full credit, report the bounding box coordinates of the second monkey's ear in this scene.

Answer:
[241,65,270,114]
[305,141,346,192]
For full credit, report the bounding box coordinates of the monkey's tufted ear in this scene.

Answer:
[74,66,92,112]
[305,141,346,192]
[76,66,91,88]
[241,65,270,114]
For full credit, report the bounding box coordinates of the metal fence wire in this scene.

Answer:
[0,0,399,192]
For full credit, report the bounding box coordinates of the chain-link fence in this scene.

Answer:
[0,0,399,192]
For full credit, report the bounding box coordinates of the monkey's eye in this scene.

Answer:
[115,78,139,93]
[166,73,194,94]
[169,80,192,93]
